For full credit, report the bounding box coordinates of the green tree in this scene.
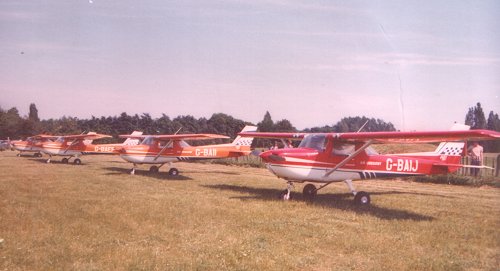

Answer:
[28,103,39,122]
[255,111,275,148]
[0,107,24,138]
[485,111,500,152]
[274,119,296,132]
[487,111,500,131]
[464,102,487,129]
[257,111,274,132]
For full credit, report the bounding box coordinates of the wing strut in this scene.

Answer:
[64,139,81,154]
[323,140,373,178]
[154,140,172,161]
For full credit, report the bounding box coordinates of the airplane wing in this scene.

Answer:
[118,134,230,140]
[237,132,306,140]
[33,134,59,139]
[334,129,500,143]
[57,133,112,140]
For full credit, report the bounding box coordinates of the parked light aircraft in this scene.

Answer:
[41,131,142,164]
[119,126,257,175]
[239,125,500,204]
[0,139,12,151]
[11,135,54,157]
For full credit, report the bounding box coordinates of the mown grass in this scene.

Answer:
[0,151,499,270]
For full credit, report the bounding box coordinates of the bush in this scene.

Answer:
[412,175,489,186]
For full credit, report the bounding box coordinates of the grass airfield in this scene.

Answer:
[0,151,499,270]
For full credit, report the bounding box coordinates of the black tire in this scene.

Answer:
[62,158,69,164]
[73,158,82,165]
[149,166,159,173]
[168,168,179,176]
[354,191,370,205]
[303,184,317,201]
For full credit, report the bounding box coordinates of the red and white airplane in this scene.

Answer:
[11,135,54,157]
[41,131,142,164]
[239,125,500,204]
[119,126,257,175]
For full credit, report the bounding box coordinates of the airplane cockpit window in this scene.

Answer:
[178,140,190,148]
[298,134,326,152]
[365,146,379,156]
[159,140,173,148]
[141,137,155,146]
[332,143,355,156]
[55,137,65,143]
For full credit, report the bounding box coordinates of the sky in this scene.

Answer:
[1,0,499,131]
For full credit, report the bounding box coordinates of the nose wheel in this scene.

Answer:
[279,182,294,200]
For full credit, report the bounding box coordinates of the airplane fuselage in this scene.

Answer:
[260,146,460,183]
[120,142,250,165]
[41,141,126,157]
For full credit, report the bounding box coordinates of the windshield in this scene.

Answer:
[141,137,156,146]
[332,143,355,156]
[298,134,326,152]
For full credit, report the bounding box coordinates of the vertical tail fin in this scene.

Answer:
[232,126,258,146]
[83,132,97,145]
[432,124,470,156]
[122,131,143,146]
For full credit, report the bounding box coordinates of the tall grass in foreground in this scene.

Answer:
[0,151,499,270]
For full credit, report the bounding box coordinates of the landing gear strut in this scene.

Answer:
[279,182,294,200]
[129,163,179,176]
[280,179,371,205]
[344,179,370,205]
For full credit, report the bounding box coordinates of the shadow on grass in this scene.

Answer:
[203,184,435,221]
[103,166,192,181]
[27,157,88,165]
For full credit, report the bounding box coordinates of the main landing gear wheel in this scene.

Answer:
[149,166,159,173]
[303,184,317,201]
[34,153,42,157]
[73,158,82,165]
[62,158,69,164]
[168,168,179,176]
[16,153,21,157]
[354,191,370,205]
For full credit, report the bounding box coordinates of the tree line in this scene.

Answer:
[0,102,498,150]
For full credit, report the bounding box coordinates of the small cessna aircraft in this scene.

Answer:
[0,139,12,151]
[11,135,54,157]
[239,125,500,205]
[119,126,257,175]
[41,131,142,164]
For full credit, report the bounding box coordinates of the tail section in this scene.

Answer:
[430,124,470,173]
[122,131,143,146]
[83,132,97,145]
[231,126,258,147]
[432,124,470,157]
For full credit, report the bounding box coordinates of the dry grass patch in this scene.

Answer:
[0,151,499,270]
